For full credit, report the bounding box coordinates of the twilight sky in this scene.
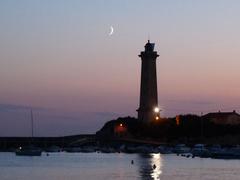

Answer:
[1,0,240,136]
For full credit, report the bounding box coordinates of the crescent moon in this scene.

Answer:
[109,26,114,36]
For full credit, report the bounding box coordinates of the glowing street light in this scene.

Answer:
[153,107,161,121]
[154,107,160,113]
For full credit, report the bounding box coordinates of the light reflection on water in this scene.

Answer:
[137,153,162,180]
[0,152,240,180]
[150,154,162,179]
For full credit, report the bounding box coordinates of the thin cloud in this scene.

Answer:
[0,103,49,112]
[163,99,215,106]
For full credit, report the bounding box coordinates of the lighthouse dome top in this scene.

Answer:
[144,40,155,52]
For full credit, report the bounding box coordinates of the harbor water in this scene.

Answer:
[0,152,240,180]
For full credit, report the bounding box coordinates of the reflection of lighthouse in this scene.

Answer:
[137,40,159,122]
[137,154,162,179]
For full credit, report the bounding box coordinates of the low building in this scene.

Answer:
[203,110,240,125]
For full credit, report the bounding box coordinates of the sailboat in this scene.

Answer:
[15,109,42,156]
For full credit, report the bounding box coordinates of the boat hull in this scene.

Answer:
[15,150,42,156]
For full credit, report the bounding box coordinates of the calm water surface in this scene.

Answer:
[0,152,240,180]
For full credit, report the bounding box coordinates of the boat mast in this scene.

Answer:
[30,109,34,139]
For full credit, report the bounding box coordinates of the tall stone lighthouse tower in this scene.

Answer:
[137,40,160,122]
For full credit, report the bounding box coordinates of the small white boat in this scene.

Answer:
[191,144,210,157]
[173,144,191,154]
[158,145,173,154]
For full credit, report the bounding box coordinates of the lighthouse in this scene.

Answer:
[137,40,160,122]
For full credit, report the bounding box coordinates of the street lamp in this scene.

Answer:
[153,107,161,121]
[154,107,160,113]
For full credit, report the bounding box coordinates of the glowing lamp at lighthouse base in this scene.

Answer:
[114,123,127,137]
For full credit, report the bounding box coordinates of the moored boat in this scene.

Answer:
[15,145,42,156]
[15,109,42,156]
[44,145,61,152]
[173,144,191,154]
[211,147,240,159]
[158,145,173,154]
[191,144,210,157]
